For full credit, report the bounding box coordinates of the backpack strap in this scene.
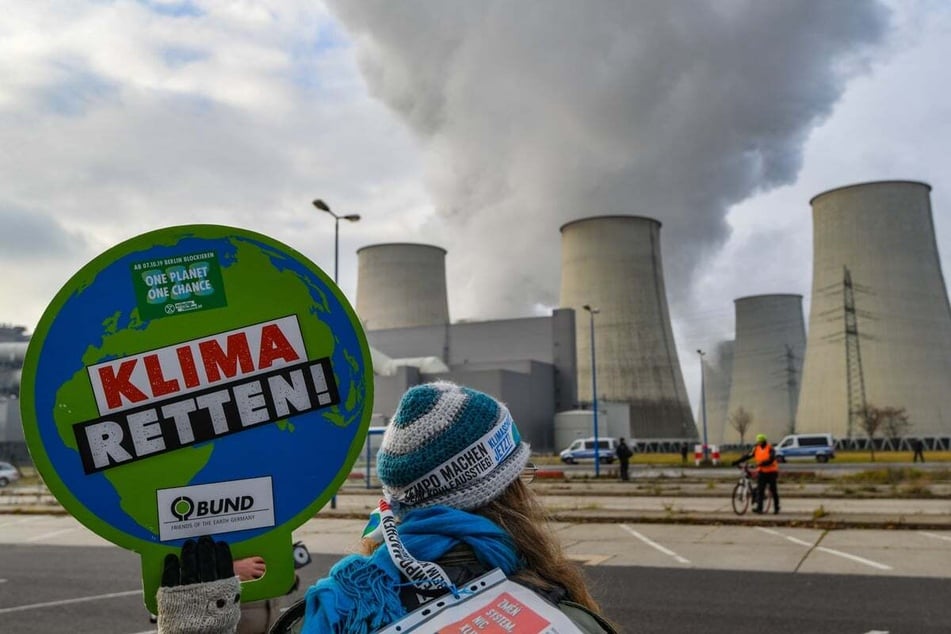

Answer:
[399,543,493,611]
[558,601,620,634]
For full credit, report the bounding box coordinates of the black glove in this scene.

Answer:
[157,536,241,634]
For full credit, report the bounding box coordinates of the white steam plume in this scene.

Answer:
[327,1,890,319]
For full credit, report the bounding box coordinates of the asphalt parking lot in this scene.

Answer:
[2,467,950,633]
[3,512,950,578]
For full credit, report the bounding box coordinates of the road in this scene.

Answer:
[1,546,949,633]
[2,515,950,632]
[553,460,951,477]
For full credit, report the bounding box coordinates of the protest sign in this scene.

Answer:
[20,225,372,611]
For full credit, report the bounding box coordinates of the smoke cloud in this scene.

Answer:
[327,1,890,319]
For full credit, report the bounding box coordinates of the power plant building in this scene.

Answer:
[357,243,577,453]
[724,295,806,444]
[559,216,697,440]
[0,326,29,462]
[796,181,951,440]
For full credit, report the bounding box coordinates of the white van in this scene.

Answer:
[774,433,836,463]
[559,437,618,464]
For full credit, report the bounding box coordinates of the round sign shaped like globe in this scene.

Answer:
[20,225,373,610]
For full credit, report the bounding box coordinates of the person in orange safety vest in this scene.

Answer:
[732,433,780,514]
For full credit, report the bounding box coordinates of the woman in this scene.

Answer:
[158,382,615,633]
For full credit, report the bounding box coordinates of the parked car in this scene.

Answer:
[774,433,836,463]
[0,461,21,487]
[559,437,618,464]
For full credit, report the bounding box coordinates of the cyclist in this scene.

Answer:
[732,433,780,514]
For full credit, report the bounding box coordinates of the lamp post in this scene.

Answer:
[583,304,601,477]
[312,199,361,283]
[313,199,359,510]
[697,349,708,462]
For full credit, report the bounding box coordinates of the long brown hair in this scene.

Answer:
[474,479,601,612]
[359,480,602,612]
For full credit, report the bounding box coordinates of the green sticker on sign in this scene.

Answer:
[130,250,227,319]
[20,225,373,613]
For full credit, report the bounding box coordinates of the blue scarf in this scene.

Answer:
[302,505,520,634]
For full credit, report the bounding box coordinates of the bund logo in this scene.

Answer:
[171,495,195,521]
[157,476,274,541]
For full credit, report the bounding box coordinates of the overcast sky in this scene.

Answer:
[2,0,950,412]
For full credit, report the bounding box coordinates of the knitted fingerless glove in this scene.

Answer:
[157,576,241,634]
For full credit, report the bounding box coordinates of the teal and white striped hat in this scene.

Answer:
[377,381,530,513]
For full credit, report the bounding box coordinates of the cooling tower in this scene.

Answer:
[356,243,450,331]
[797,181,951,438]
[705,340,734,445]
[560,216,696,439]
[724,295,806,444]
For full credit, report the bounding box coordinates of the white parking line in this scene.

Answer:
[0,589,142,614]
[814,546,892,570]
[919,531,951,543]
[756,527,892,570]
[620,524,690,564]
[26,528,74,543]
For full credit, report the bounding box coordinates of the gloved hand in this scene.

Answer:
[157,536,241,634]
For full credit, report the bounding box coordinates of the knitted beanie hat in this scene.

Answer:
[377,381,530,512]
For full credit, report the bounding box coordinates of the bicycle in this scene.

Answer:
[731,463,773,515]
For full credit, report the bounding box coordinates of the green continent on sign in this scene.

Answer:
[53,237,341,535]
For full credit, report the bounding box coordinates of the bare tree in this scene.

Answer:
[729,407,753,447]
[880,406,911,448]
[861,405,907,461]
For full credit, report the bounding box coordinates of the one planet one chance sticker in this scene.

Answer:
[19,225,373,612]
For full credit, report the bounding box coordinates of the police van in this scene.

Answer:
[559,437,618,464]
[774,433,836,463]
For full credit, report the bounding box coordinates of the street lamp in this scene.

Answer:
[312,199,361,283]
[313,199,359,510]
[697,349,708,462]
[583,304,601,477]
